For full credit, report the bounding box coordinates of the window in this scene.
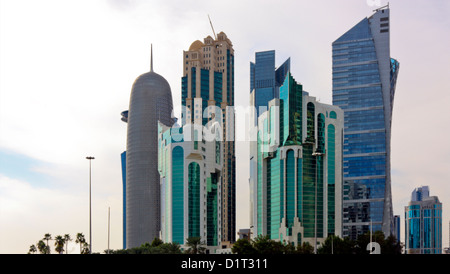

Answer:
[330,111,337,119]
[188,162,201,237]
[172,146,184,244]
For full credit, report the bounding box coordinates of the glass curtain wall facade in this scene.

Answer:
[250,50,290,119]
[249,50,290,234]
[332,7,399,240]
[120,151,126,249]
[158,122,223,249]
[250,70,343,248]
[405,187,442,254]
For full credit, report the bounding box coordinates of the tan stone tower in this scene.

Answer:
[181,32,236,245]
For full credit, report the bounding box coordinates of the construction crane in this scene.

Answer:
[208,14,217,40]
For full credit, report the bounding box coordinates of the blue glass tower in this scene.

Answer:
[120,110,128,249]
[120,150,126,249]
[405,186,442,254]
[250,50,290,119]
[332,7,399,240]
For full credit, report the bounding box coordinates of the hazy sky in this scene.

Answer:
[1,0,449,254]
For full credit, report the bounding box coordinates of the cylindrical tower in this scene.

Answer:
[126,54,174,248]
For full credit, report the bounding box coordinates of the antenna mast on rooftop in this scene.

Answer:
[150,44,153,72]
[208,15,217,40]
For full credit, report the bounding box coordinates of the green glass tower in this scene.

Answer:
[250,69,343,249]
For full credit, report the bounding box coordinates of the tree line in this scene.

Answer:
[28,233,90,254]
[232,231,403,254]
[29,231,402,254]
[107,237,204,254]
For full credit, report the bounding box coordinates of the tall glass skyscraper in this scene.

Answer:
[120,110,128,249]
[250,50,290,118]
[250,66,344,249]
[405,186,442,254]
[332,7,399,240]
[158,32,235,249]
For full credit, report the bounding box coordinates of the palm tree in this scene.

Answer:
[37,240,47,254]
[64,234,72,254]
[43,233,52,254]
[150,237,164,247]
[75,233,86,254]
[81,242,90,254]
[159,242,182,254]
[54,235,65,254]
[28,244,37,254]
[185,237,206,254]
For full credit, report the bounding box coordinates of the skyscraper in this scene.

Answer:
[405,186,442,254]
[120,150,126,249]
[332,6,399,240]
[125,49,174,248]
[120,110,128,249]
[393,215,400,243]
[250,50,290,118]
[411,186,429,202]
[158,119,223,249]
[250,65,343,249]
[159,32,235,248]
[249,50,290,233]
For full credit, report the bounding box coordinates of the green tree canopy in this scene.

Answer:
[185,237,206,254]
[231,238,256,255]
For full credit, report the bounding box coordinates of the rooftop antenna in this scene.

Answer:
[208,15,217,40]
[150,44,153,72]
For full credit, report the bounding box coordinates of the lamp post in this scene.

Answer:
[312,151,325,254]
[86,156,95,254]
[108,206,110,254]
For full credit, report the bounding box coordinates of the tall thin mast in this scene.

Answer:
[150,44,153,72]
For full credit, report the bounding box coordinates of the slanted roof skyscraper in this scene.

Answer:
[250,50,290,119]
[332,6,399,239]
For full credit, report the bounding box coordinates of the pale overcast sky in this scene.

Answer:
[1,0,449,253]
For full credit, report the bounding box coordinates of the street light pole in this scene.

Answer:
[108,206,110,254]
[86,156,95,254]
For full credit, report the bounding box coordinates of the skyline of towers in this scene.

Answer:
[118,9,450,253]
[405,186,442,254]
[332,6,399,240]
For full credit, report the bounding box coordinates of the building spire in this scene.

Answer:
[150,44,153,72]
